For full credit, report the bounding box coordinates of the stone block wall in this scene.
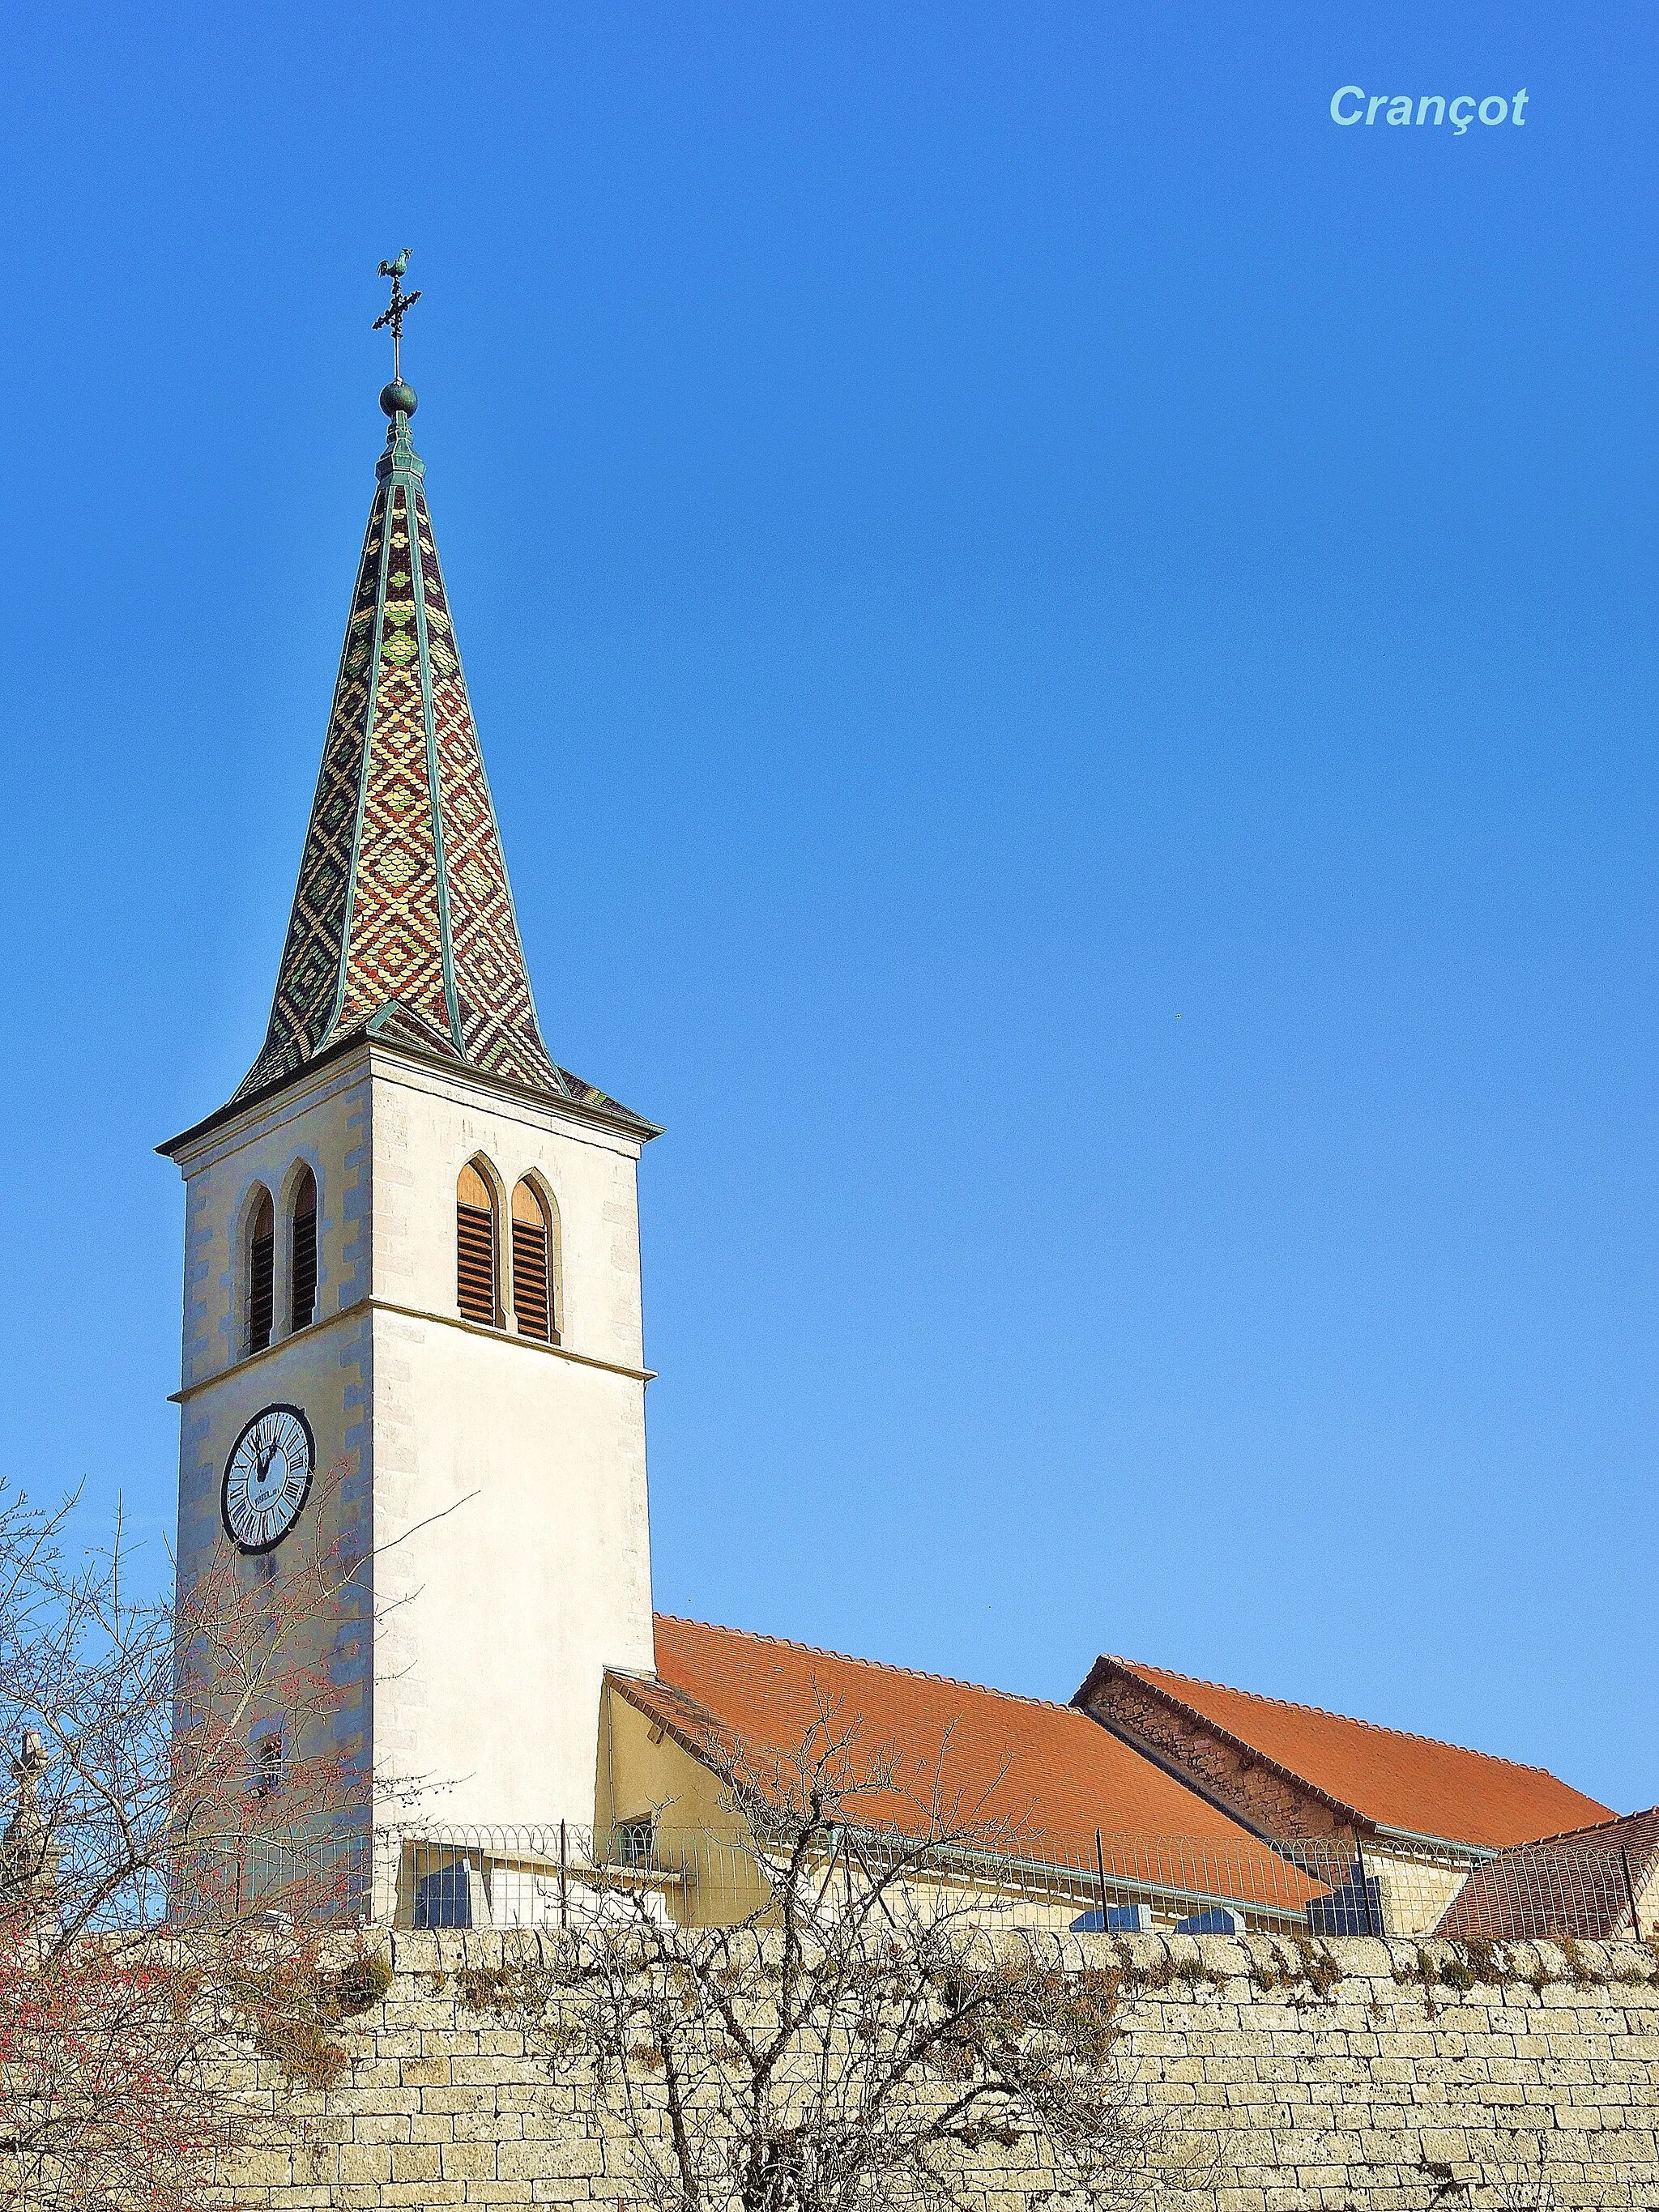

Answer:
[1077,1671,1346,1842]
[220,1929,1659,2210]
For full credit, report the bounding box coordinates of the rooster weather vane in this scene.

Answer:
[373,249,421,383]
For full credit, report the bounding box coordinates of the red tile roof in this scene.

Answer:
[1527,1805,1659,1852]
[616,1617,1323,1913]
[1080,1657,1614,1852]
[1435,1809,1659,1943]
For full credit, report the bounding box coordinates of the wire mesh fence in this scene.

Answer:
[215,1819,1650,1946]
[173,1826,374,1924]
[1435,1835,1653,1942]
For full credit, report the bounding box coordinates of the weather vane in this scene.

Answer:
[373,249,422,383]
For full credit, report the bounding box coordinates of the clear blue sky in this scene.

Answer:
[2,4,1653,1813]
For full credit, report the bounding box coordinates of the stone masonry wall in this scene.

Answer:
[1081,1676,1346,1840]
[220,1930,1659,2211]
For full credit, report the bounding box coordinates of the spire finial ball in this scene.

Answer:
[380,380,419,420]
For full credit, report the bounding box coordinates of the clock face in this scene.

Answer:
[222,1404,314,1554]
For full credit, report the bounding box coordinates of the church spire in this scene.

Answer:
[231,267,643,1129]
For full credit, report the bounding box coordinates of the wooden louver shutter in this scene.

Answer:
[249,1192,275,1354]
[289,1171,318,1335]
[456,1164,497,1326]
[511,1181,552,1342]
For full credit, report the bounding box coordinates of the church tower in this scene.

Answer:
[161,339,658,1866]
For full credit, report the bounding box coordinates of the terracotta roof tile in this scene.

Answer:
[644,1617,1273,1862]
[1435,1809,1659,1942]
[1527,1805,1659,1851]
[1089,1657,1613,1852]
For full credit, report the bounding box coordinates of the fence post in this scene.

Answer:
[1095,1826,1108,1931]
[559,1819,568,1930]
[1622,1847,1641,1942]
[1352,1831,1378,1938]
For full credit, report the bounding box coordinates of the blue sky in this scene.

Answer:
[2,3,1654,1812]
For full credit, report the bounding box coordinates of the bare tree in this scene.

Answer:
[0,1468,390,2212]
[463,1711,1196,2212]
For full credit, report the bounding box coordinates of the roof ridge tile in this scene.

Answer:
[1519,1805,1659,1849]
[1111,1656,1555,1775]
[653,1615,1085,1718]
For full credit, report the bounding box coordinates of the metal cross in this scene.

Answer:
[373,250,422,381]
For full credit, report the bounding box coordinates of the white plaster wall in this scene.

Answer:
[368,1307,652,1829]
[173,1056,373,1397]
[170,1058,377,1783]
[177,1322,373,1580]
[172,1313,375,1806]
[367,1053,655,1831]
[369,1053,646,1375]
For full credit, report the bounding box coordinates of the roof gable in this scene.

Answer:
[1075,1656,1614,1852]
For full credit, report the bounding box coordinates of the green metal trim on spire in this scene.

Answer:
[376,403,424,484]
[323,447,396,1058]
[405,422,466,1057]
[413,474,561,1072]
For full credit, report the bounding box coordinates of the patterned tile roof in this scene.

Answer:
[1075,1656,1614,1852]
[228,399,650,1133]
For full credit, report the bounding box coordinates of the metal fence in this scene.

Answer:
[1435,1837,1653,1943]
[284,1822,1650,1946]
[177,1829,373,1923]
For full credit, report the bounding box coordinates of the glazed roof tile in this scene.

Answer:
[225,395,649,1134]
[1077,1656,1614,1852]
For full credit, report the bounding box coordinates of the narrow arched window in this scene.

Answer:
[254,1730,284,1797]
[289,1167,318,1335]
[456,1162,498,1327]
[248,1190,275,1354]
[511,1180,553,1342]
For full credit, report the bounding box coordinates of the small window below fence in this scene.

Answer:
[414,1860,479,1929]
[614,1815,656,1867]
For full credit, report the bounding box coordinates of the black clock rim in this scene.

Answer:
[220,1402,316,1556]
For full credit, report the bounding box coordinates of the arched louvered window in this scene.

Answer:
[289,1167,318,1335]
[456,1162,498,1327]
[248,1190,275,1354]
[511,1180,554,1342]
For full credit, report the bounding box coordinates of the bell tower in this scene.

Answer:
[160,330,658,1870]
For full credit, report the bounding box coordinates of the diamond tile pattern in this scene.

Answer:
[414,489,562,1093]
[233,419,575,1108]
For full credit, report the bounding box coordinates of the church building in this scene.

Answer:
[161,300,1624,1936]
